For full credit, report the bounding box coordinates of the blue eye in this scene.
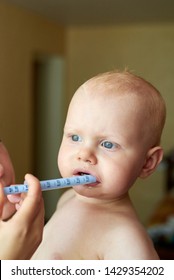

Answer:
[71,135,82,142]
[101,141,116,150]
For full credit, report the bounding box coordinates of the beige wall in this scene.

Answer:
[0,2,65,182]
[66,23,174,223]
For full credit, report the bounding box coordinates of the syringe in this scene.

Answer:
[4,175,96,195]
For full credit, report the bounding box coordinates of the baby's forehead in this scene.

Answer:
[71,85,145,120]
[72,71,159,112]
[75,80,141,105]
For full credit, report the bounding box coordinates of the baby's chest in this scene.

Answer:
[44,206,105,259]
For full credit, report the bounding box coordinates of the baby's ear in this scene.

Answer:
[139,146,163,178]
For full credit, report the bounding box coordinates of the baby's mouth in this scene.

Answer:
[73,171,99,186]
[77,172,90,176]
[73,170,91,176]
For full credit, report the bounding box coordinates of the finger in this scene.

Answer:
[13,174,44,224]
[7,194,21,204]
[24,173,42,198]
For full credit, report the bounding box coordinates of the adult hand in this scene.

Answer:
[0,174,45,260]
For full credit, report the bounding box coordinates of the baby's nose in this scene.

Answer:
[77,147,97,165]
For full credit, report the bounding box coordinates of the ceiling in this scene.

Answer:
[4,0,174,26]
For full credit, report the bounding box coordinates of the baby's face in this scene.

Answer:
[58,86,150,200]
[0,142,15,188]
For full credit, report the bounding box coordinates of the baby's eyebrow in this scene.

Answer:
[63,127,73,133]
[64,125,79,132]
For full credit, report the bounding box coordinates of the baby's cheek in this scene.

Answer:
[57,145,69,168]
[57,150,67,171]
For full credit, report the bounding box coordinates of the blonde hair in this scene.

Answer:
[84,70,166,146]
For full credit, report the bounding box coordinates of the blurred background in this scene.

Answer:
[1,0,174,257]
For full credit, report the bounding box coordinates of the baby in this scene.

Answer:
[32,70,166,259]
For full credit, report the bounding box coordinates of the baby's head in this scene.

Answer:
[71,70,166,148]
[58,70,166,198]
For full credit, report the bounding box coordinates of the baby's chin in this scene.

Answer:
[73,184,101,198]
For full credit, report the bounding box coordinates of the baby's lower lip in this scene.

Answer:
[85,180,99,187]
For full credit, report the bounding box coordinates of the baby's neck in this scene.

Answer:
[75,192,130,208]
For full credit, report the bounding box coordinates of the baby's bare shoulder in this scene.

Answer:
[56,188,75,209]
[103,217,159,259]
